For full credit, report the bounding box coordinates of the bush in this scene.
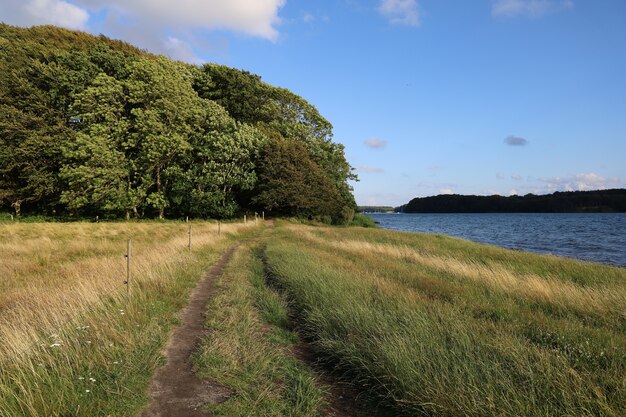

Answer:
[351,213,377,228]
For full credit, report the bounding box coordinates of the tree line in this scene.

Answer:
[0,24,356,222]
[397,189,626,213]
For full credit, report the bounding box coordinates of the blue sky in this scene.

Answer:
[2,0,625,206]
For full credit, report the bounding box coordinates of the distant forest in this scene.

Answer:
[397,189,626,213]
[0,24,356,222]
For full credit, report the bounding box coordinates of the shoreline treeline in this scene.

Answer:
[0,24,356,223]
[397,189,626,213]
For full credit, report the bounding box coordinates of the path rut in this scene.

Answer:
[140,245,238,417]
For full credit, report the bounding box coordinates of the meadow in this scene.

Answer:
[261,223,626,416]
[0,220,257,416]
[1,219,624,416]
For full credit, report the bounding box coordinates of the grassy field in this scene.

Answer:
[262,223,626,416]
[1,220,624,416]
[0,220,257,416]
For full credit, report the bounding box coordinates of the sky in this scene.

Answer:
[2,0,626,206]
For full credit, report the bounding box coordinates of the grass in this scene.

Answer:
[192,244,326,416]
[2,219,624,416]
[261,223,626,416]
[0,220,258,416]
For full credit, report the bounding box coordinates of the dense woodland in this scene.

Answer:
[398,189,626,213]
[0,24,356,222]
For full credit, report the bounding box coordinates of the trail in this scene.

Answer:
[140,245,238,417]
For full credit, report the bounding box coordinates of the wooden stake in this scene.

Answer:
[188,224,192,253]
[125,239,132,297]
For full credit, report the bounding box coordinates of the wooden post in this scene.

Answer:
[244,215,247,224]
[188,224,192,253]
[186,216,189,223]
[125,239,132,297]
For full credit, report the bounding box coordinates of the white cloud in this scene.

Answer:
[492,0,573,18]
[0,0,285,62]
[364,138,387,149]
[0,0,89,29]
[511,174,523,181]
[356,166,385,173]
[509,189,519,195]
[538,172,621,192]
[80,0,286,40]
[439,188,454,195]
[378,0,420,27]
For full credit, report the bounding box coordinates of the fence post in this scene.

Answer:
[188,224,192,253]
[125,239,132,298]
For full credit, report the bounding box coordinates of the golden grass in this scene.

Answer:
[293,227,626,322]
[0,221,254,363]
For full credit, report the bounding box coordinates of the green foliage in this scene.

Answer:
[399,189,626,213]
[253,138,344,221]
[0,24,355,220]
[351,213,377,227]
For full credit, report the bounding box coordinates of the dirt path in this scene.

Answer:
[140,245,238,417]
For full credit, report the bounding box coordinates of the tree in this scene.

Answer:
[60,73,134,217]
[126,57,198,218]
[253,138,343,221]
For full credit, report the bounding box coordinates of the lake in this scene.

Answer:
[366,213,626,268]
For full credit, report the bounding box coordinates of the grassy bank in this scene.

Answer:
[262,223,626,416]
[0,221,257,416]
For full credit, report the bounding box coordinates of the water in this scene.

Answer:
[366,213,626,268]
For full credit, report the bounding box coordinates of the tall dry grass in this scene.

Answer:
[0,220,257,416]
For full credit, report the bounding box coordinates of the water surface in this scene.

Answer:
[366,213,626,268]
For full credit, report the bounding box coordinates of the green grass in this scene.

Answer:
[193,244,326,416]
[261,223,626,416]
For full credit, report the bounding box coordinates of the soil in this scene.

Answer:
[140,245,238,417]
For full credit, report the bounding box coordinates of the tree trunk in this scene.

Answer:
[156,167,164,219]
[11,199,22,217]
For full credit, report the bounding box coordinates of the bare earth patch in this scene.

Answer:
[140,245,239,417]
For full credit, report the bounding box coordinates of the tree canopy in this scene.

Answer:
[0,24,356,222]
[397,189,626,213]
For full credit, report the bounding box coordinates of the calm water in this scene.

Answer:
[366,213,626,268]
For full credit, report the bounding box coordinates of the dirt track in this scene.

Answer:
[140,245,238,417]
